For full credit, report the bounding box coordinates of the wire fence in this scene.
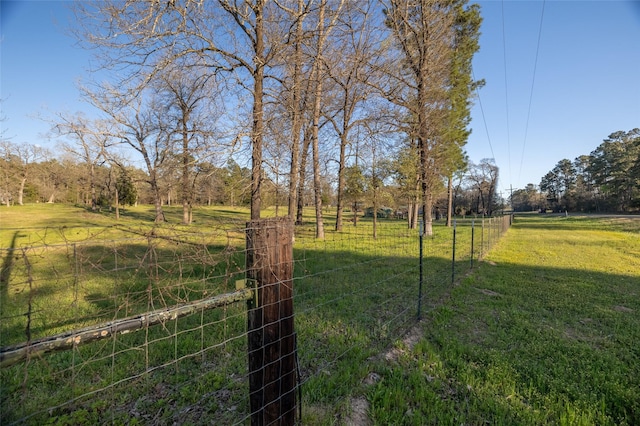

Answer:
[1,214,511,424]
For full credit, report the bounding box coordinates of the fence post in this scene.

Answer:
[481,218,485,259]
[488,217,493,250]
[246,217,296,425]
[451,220,456,285]
[417,220,424,320]
[470,220,475,269]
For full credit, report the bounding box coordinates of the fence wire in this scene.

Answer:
[1,215,511,425]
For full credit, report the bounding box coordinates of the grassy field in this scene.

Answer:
[3,205,637,424]
[1,205,258,424]
[368,214,640,425]
[1,204,437,424]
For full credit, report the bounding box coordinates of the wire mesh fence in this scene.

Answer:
[1,225,252,424]
[1,214,511,425]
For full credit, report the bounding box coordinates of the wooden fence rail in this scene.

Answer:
[0,288,253,368]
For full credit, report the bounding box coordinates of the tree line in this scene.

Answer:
[511,129,640,213]
[0,138,503,219]
[2,0,499,234]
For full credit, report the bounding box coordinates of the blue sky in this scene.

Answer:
[1,1,639,196]
[467,0,640,195]
[1,1,87,141]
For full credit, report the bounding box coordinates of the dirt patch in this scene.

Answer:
[613,305,634,313]
[343,323,425,425]
[384,323,424,362]
[344,397,371,426]
[344,258,471,425]
[474,287,501,297]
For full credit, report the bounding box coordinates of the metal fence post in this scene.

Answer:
[418,220,424,320]
[451,220,457,285]
[481,218,485,259]
[470,220,475,269]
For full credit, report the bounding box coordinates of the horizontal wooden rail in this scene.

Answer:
[0,288,253,368]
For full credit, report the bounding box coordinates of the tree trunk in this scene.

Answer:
[352,200,358,226]
[409,172,420,229]
[296,129,312,225]
[372,189,378,240]
[153,191,164,222]
[287,0,305,221]
[372,144,378,239]
[423,192,433,236]
[311,121,324,238]
[419,134,433,236]
[335,127,347,231]
[250,1,265,221]
[417,72,433,235]
[310,1,326,240]
[18,177,26,206]
[90,163,97,211]
[182,115,191,225]
[115,186,120,220]
[148,167,165,223]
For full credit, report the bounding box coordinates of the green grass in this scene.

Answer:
[5,204,573,424]
[0,205,258,424]
[368,215,640,425]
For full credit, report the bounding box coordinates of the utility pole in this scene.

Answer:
[509,185,514,212]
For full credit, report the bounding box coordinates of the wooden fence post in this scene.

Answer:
[246,217,296,425]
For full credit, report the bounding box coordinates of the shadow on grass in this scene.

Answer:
[11,220,635,425]
[512,214,640,233]
[369,256,640,425]
[96,205,252,226]
[0,227,424,424]
[1,231,21,288]
[0,237,244,348]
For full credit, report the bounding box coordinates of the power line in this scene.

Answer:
[472,68,496,161]
[501,0,512,186]
[518,0,546,184]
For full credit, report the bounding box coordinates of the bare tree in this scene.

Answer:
[273,0,313,220]
[0,141,48,206]
[467,158,499,216]
[53,114,114,210]
[295,125,313,224]
[307,0,346,238]
[82,85,169,222]
[155,61,222,224]
[74,1,293,220]
[323,0,381,231]
[0,141,18,206]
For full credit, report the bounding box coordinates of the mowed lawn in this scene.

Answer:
[369,215,640,425]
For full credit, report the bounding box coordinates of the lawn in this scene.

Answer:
[368,215,640,425]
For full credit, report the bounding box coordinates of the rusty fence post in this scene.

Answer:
[246,217,296,425]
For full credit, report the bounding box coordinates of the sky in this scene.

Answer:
[467,0,640,196]
[1,0,640,197]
